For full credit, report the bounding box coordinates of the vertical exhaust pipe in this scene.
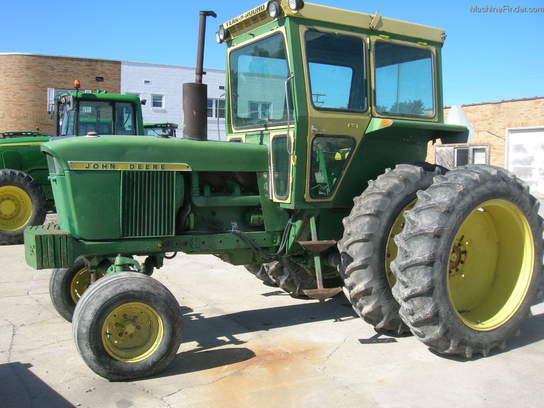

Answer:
[183,10,217,141]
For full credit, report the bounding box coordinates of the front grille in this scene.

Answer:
[121,171,176,237]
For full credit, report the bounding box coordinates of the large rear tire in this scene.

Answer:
[392,165,543,357]
[245,259,317,298]
[244,264,278,287]
[0,169,46,244]
[338,163,446,334]
[73,273,183,380]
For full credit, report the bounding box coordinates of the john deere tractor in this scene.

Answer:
[0,89,144,244]
[144,123,178,137]
[25,1,542,380]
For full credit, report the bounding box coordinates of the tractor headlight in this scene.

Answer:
[267,1,282,18]
[288,0,304,11]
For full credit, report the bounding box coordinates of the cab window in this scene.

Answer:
[79,101,113,135]
[310,135,355,199]
[305,30,366,112]
[115,102,136,135]
[229,33,293,129]
[374,41,435,118]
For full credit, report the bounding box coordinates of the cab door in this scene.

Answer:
[299,26,371,202]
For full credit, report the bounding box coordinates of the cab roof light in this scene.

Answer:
[216,25,229,43]
[288,0,304,11]
[267,1,282,18]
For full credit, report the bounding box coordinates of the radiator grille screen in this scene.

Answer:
[121,171,176,237]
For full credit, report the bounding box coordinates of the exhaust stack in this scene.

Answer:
[183,10,217,141]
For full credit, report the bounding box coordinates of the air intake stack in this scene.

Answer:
[183,10,217,141]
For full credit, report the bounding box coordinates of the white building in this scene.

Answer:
[121,61,226,140]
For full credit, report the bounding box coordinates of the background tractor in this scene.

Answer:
[25,1,542,380]
[144,122,178,138]
[0,88,145,244]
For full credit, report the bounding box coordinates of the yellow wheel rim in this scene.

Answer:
[385,200,416,287]
[0,186,33,231]
[102,302,164,363]
[69,268,105,304]
[447,199,535,331]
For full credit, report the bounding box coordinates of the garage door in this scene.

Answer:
[507,127,544,200]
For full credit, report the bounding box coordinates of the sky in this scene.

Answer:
[1,0,543,106]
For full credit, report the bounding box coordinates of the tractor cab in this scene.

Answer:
[54,88,144,137]
[220,1,465,207]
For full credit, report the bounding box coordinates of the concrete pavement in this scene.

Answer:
[0,244,543,408]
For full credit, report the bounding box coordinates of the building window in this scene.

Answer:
[152,94,164,108]
[455,145,489,166]
[435,144,490,169]
[249,101,271,120]
[207,98,225,118]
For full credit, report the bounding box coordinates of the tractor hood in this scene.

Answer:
[0,136,50,146]
[41,136,268,173]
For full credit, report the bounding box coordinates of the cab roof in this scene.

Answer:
[222,1,445,44]
[55,91,141,104]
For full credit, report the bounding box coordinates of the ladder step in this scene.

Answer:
[298,240,337,254]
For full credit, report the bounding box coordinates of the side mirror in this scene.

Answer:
[141,99,147,105]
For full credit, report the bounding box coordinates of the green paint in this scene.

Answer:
[25,2,469,282]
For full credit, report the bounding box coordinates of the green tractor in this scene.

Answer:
[144,123,178,138]
[0,89,145,244]
[25,1,542,381]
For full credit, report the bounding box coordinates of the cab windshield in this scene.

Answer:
[144,126,176,137]
[58,100,137,136]
[229,33,293,129]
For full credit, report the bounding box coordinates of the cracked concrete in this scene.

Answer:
[0,244,543,408]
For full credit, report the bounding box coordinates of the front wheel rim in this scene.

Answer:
[447,199,535,331]
[70,267,105,303]
[101,302,164,363]
[0,186,33,231]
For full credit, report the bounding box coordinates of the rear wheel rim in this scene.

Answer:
[447,199,535,331]
[0,186,33,231]
[385,200,416,287]
[101,302,164,362]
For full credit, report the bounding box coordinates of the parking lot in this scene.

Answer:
[0,244,543,408]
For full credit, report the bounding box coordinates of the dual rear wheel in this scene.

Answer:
[340,164,542,357]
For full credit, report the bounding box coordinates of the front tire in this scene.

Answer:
[73,273,183,380]
[0,169,46,244]
[392,165,543,357]
[49,258,109,322]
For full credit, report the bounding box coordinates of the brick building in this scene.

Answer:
[0,53,226,139]
[428,97,544,197]
[0,54,120,135]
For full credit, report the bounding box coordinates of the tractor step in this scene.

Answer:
[303,287,343,302]
[298,240,337,254]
